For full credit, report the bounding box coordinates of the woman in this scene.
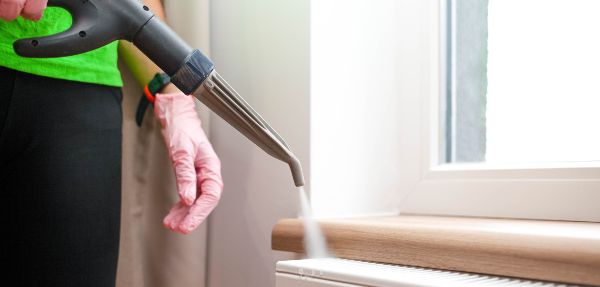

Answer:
[0,0,223,286]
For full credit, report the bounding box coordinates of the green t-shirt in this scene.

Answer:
[0,8,123,87]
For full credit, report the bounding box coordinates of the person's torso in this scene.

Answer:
[0,8,122,87]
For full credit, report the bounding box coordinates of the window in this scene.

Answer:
[446,0,600,164]
[399,0,600,222]
[308,0,599,222]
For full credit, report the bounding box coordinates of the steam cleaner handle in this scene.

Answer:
[12,0,213,94]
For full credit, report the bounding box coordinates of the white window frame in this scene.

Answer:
[400,0,600,222]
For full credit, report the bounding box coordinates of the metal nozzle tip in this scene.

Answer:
[289,157,305,187]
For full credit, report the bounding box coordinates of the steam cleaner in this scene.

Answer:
[13,0,305,187]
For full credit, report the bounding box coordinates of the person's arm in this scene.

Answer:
[120,0,223,234]
[118,0,177,93]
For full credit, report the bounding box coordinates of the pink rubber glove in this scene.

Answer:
[0,0,47,21]
[154,92,223,234]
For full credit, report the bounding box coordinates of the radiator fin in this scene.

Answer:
[276,259,580,287]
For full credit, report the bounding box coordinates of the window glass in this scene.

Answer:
[446,0,600,164]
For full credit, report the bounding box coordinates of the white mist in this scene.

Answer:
[298,186,330,258]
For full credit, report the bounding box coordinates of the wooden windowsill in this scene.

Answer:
[271,215,600,286]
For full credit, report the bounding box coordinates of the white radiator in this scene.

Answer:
[275,259,576,287]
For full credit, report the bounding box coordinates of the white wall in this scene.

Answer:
[308,0,599,223]
[206,0,310,286]
[311,0,427,218]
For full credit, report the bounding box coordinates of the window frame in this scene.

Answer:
[400,0,600,222]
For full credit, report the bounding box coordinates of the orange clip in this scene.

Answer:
[143,85,156,104]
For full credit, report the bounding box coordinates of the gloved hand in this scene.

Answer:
[0,0,47,21]
[154,92,223,234]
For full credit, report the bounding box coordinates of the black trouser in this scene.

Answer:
[1,66,122,287]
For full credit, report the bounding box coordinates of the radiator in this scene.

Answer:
[275,258,577,287]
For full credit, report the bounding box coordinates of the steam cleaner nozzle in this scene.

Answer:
[12,0,304,187]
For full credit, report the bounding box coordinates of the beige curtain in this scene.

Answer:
[116,1,211,286]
